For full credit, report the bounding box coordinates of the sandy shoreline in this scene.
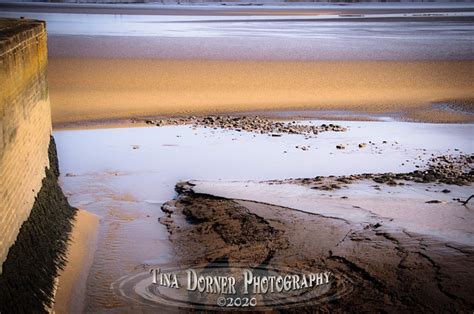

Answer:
[48,58,474,125]
[3,3,471,126]
[52,108,474,131]
[53,210,99,314]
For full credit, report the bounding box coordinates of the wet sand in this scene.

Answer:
[48,58,474,125]
[53,210,99,314]
[2,3,472,125]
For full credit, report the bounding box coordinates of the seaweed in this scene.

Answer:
[0,136,77,313]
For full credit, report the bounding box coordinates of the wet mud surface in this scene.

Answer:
[161,183,474,311]
[161,173,474,311]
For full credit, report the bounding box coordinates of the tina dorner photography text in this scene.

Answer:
[150,268,332,295]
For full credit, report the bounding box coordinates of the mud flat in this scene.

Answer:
[160,156,474,311]
[53,118,473,311]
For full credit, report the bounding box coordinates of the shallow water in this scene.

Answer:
[192,180,474,246]
[2,7,473,60]
[54,120,473,311]
[56,120,473,186]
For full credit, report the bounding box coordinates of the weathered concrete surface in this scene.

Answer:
[0,18,78,312]
[0,137,77,313]
[0,18,50,272]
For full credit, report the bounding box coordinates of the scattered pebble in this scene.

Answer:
[141,115,347,136]
[274,154,473,189]
[296,145,309,151]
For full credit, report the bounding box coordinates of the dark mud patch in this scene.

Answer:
[161,184,287,266]
[160,182,474,311]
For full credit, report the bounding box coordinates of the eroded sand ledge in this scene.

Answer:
[160,169,474,311]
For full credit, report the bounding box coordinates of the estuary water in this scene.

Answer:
[54,120,473,311]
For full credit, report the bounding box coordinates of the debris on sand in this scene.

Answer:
[274,154,474,189]
[296,145,309,151]
[140,115,347,136]
[455,195,474,205]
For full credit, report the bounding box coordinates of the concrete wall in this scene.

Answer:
[0,19,51,273]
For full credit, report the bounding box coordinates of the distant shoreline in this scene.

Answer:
[2,2,474,17]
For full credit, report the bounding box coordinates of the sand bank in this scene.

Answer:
[48,58,474,125]
[53,209,99,314]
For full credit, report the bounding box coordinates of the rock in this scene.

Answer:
[387,180,397,186]
[144,115,346,136]
[132,145,140,150]
[425,200,442,204]
[441,189,451,193]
